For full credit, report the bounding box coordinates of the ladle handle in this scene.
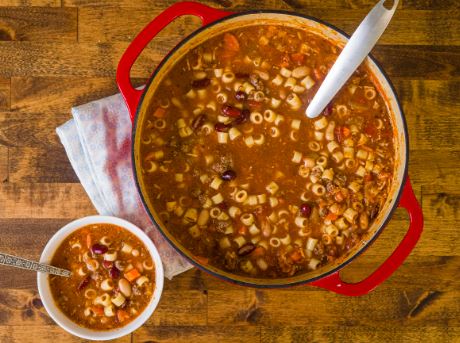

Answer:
[116,1,233,121]
[310,177,423,296]
[306,0,399,118]
[0,252,71,277]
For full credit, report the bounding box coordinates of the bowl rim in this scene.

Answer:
[37,215,164,341]
[130,10,409,288]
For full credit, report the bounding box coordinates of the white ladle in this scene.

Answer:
[306,0,399,119]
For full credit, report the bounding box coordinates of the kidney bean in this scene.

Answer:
[323,103,333,116]
[91,243,108,255]
[300,203,312,217]
[102,260,113,269]
[191,78,210,88]
[235,90,246,102]
[234,109,250,125]
[109,266,120,279]
[221,104,241,118]
[192,114,207,130]
[238,243,256,256]
[214,122,231,132]
[221,169,237,181]
[77,276,91,291]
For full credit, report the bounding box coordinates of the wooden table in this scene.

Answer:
[0,1,458,342]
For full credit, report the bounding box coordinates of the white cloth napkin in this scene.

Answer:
[56,92,192,279]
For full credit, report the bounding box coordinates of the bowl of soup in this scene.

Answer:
[116,2,423,294]
[37,216,164,340]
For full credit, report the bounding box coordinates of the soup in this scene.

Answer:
[139,25,394,278]
[49,223,155,330]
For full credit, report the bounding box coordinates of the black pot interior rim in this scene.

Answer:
[129,9,410,288]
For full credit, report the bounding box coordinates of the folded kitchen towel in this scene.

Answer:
[56,91,192,279]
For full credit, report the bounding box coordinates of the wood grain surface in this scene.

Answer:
[0,1,459,342]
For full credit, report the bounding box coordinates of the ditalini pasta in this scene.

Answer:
[49,224,155,330]
[139,25,395,278]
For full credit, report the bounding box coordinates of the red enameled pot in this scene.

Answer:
[116,1,423,295]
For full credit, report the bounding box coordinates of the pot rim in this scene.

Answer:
[131,9,409,288]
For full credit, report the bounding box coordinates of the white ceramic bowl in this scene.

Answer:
[37,215,164,340]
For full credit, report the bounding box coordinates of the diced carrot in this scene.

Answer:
[325,213,338,222]
[124,268,141,282]
[153,107,166,118]
[86,234,92,249]
[92,306,104,316]
[238,226,248,236]
[251,246,265,257]
[117,309,130,322]
[290,52,305,64]
[223,33,240,51]
[290,250,303,263]
[335,126,351,143]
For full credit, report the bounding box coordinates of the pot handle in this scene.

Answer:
[116,1,234,121]
[310,176,423,296]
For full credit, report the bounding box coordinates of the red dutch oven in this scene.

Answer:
[116,1,423,295]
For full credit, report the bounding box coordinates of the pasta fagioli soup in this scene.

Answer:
[139,25,395,278]
[49,224,155,330]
